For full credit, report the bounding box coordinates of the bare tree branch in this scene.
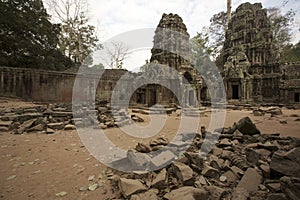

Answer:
[104,41,129,69]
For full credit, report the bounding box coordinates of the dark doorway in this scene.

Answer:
[149,90,157,106]
[232,85,239,99]
[137,92,145,104]
[183,71,193,84]
[295,93,300,102]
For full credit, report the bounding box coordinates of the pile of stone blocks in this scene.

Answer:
[108,117,300,200]
[0,103,142,134]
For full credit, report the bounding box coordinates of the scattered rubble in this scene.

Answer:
[0,103,146,134]
[107,116,300,199]
[118,178,147,198]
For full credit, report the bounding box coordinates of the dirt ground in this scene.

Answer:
[0,99,299,200]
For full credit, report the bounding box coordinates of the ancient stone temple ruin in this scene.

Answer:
[130,13,202,107]
[222,2,300,104]
[222,2,280,103]
[0,5,299,106]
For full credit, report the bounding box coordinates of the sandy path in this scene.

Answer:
[0,99,299,199]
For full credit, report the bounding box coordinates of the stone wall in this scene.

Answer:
[280,63,300,104]
[0,66,127,103]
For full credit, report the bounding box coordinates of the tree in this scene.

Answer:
[268,7,296,60]
[190,32,213,56]
[281,41,300,63]
[92,63,104,69]
[201,11,228,61]
[104,42,129,69]
[46,0,98,64]
[190,32,216,75]
[0,0,72,70]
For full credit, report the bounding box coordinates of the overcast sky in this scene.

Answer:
[52,0,300,70]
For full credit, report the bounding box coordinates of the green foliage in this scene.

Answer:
[190,32,217,76]
[92,63,104,69]
[0,0,72,70]
[267,7,295,60]
[281,41,300,63]
[191,32,213,55]
[47,0,99,65]
[59,13,98,64]
[204,11,228,60]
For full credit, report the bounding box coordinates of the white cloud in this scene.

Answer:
[64,0,300,70]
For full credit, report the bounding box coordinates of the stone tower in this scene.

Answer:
[130,13,202,107]
[223,2,274,66]
[150,13,191,71]
[222,2,280,103]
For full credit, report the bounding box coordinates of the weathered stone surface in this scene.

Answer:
[198,175,207,185]
[202,164,220,179]
[0,120,13,128]
[131,115,144,122]
[266,107,282,116]
[46,128,55,134]
[184,152,204,167]
[221,150,232,160]
[150,137,168,147]
[130,190,158,200]
[253,109,265,116]
[173,162,194,185]
[0,126,9,132]
[210,156,224,171]
[246,148,270,164]
[230,166,244,178]
[266,183,281,192]
[222,170,238,183]
[205,186,227,200]
[279,119,287,124]
[64,124,76,130]
[218,138,232,147]
[150,13,191,70]
[28,124,44,132]
[266,193,287,200]
[127,150,150,169]
[270,148,300,178]
[230,154,249,171]
[246,148,260,164]
[52,111,73,117]
[235,117,260,135]
[47,122,64,130]
[211,147,223,156]
[17,119,36,133]
[135,143,151,153]
[280,176,300,200]
[151,168,166,189]
[99,123,107,129]
[150,150,175,168]
[164,186,209,200]
[119,178,147,198]
[260,164,270,178]
[257,143,279,151]
[232,168,262,199]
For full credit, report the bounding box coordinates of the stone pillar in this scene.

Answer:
[193,88,197,106]
[246,78,253,102]
[241,79,246,102]
[12,72,16,95]
[0,71,3,93]
[197,86,201,107]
